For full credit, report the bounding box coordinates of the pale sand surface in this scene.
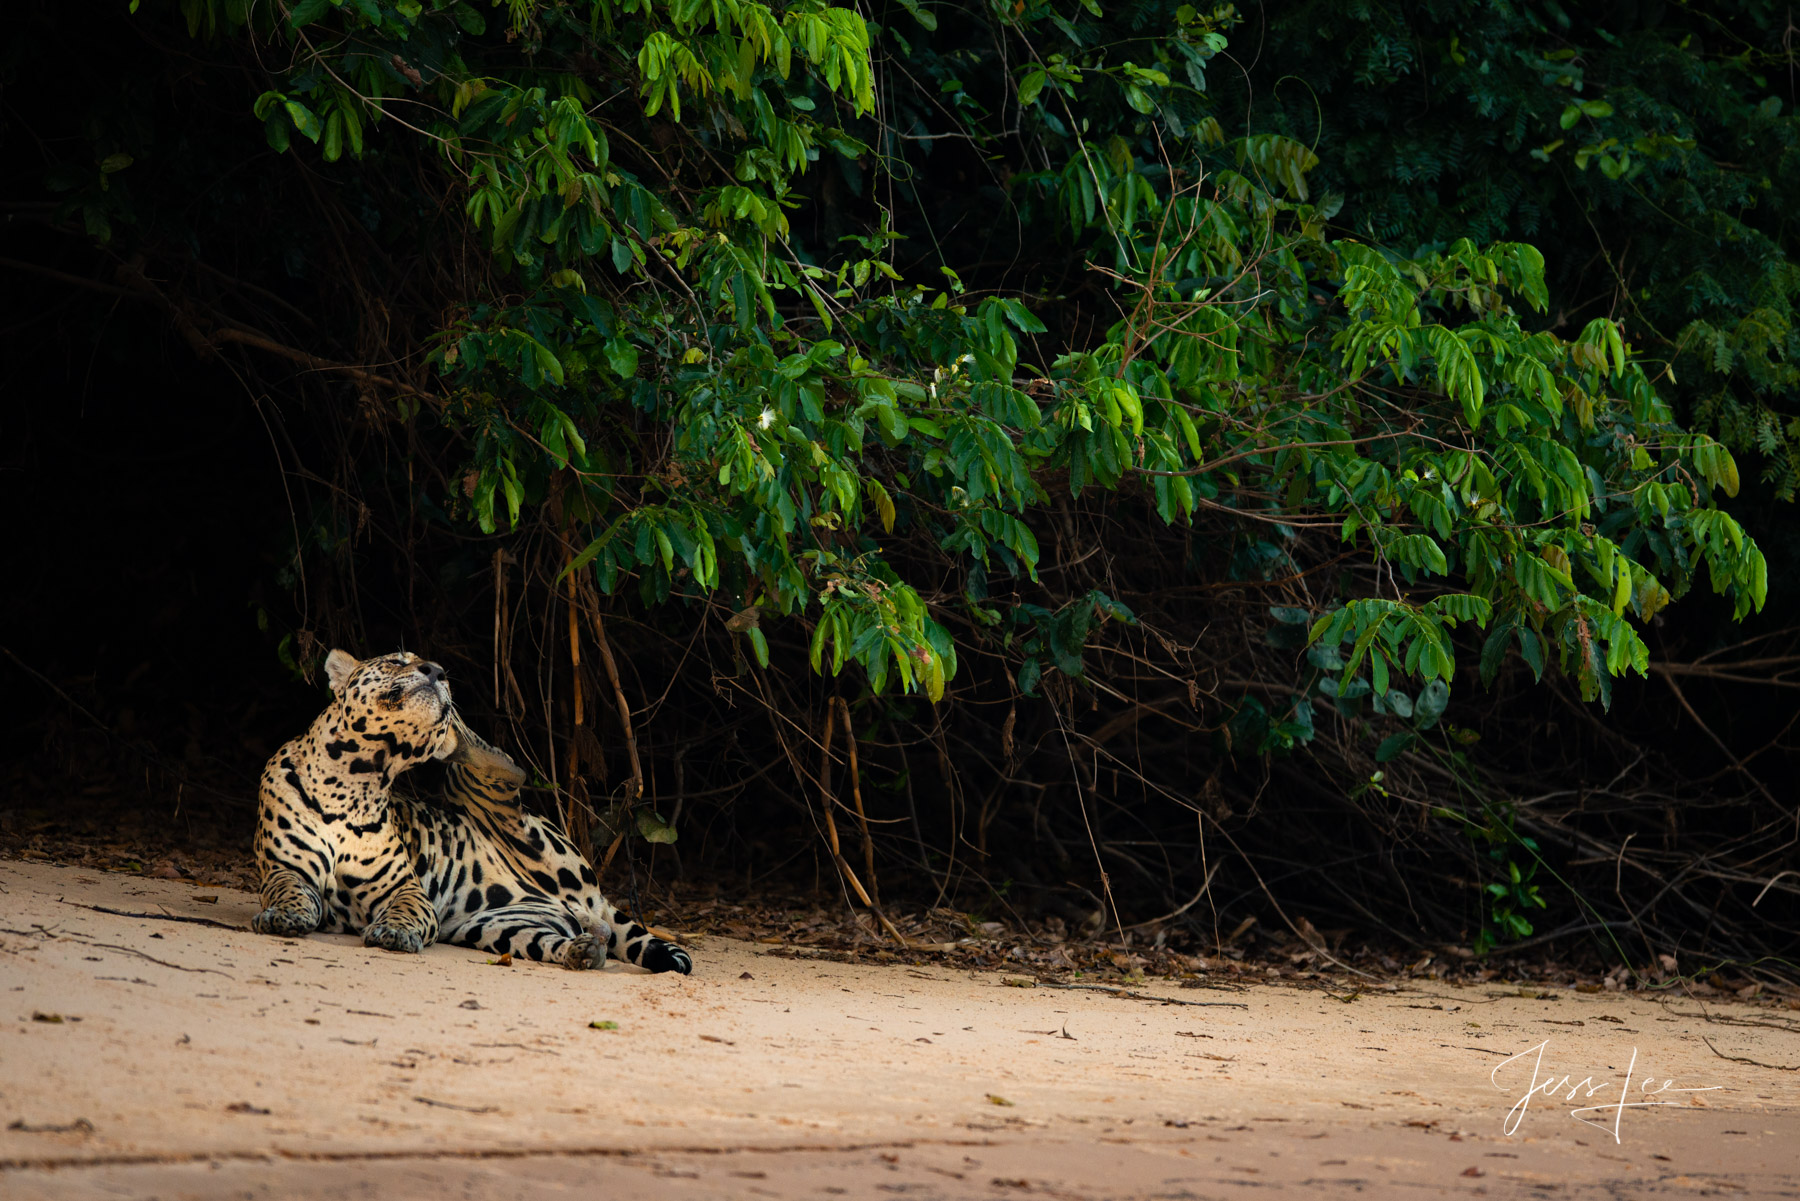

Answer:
[1,860,1795,1198]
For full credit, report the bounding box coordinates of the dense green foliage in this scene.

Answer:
[125,0,1765,712]
[1227,1,1800,505]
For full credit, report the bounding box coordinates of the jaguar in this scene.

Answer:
[251,648,691,973]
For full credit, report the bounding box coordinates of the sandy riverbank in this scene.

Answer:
[1,860,1795,1198]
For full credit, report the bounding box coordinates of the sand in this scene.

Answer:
[0,859,1795,1198]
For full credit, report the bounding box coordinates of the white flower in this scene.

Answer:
[759,406,776,430]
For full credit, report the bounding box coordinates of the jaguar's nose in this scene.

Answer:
[422,661,445,683]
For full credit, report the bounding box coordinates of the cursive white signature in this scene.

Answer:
[1491,1039,1723,1143]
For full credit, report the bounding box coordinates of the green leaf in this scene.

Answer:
[1375,732,1416,762]
[747,626,770,668]
[1517,628,1545,681]
[923,644,946,702]
[1479,623,1512,686]
[451,2,486,33]
[1413,680,1450,729]
[1306,642,1343,670]
[288,0,332,28]
[866,477,896,532]
[894,0,937,30]
[1019,69,1047,106]
[563,515,629,580]
[1390,533,1448,575]
[636,810,679,844]
[605,337,638,378]
[531,339,565,386]
[283,100,322,143]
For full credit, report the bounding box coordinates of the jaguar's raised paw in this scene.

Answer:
[642,942,693,975]
[364,923,426,954]
[562,933,608,971]
[252,907,317,938]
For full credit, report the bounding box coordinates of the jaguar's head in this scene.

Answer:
[323,649,459,765]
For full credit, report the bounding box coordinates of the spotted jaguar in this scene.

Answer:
[251,648,692,973]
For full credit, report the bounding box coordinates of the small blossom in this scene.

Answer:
[759,406,776,430]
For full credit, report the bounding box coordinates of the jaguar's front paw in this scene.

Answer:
[364,923,426,954]
[562,933,608,971]
[253,907,317,938]
[642,941,693,975]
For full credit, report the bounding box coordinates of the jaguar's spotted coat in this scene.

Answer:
[251,649,691,973]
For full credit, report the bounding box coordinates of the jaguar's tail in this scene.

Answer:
[442,711,528,816]
[589,896,693,975]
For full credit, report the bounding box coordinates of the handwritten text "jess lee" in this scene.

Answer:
[1492,1040,1722,1143]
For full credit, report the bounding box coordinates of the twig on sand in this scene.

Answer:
[60,935,233,977]
[58,899,242,932]
[1034,981,1249,1009]
[413,1096,498,1113]
[471,1042,561,1055]
[7,1118,96,1135]
[1661,1008,1800,1033]
[1701,1034,1800,1072]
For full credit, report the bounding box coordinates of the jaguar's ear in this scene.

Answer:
[324,649,360,695]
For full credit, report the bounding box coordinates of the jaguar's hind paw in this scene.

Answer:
[364,923,426,954]
[562,932,608,971]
